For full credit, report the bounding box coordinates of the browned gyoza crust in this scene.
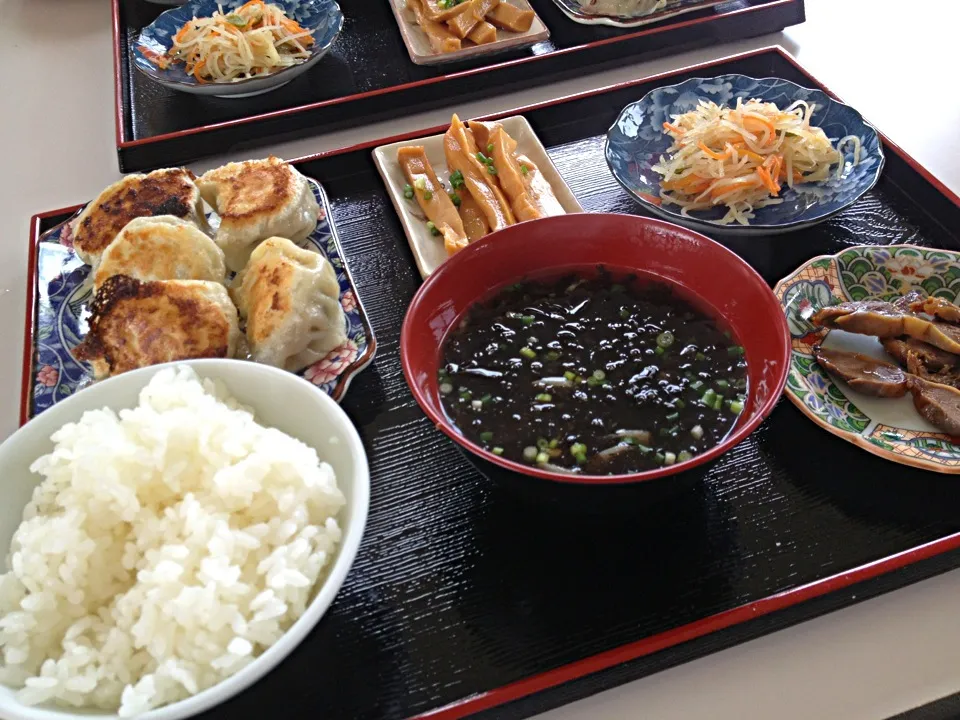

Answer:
[73,169,201,263]
[74,275,234,378]
[211,159,294,222]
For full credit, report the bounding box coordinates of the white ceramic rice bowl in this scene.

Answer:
[0,359,370,720]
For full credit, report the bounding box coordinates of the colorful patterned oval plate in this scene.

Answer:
[775,245,960,473]
[26,179,376,421]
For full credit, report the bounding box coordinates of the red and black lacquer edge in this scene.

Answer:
[25,45,960,718]
[111,0,805,171]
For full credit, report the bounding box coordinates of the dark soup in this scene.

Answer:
[438,269,747,475]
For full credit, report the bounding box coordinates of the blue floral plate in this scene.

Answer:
[605,74,884,236]
[775,245,960,474]
[25,179,376,422]
[134,0,343,98]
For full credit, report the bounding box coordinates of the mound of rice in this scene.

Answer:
[0,366,345,716]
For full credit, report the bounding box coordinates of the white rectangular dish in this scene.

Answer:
[373,115,583,278]
[387,0,549,66]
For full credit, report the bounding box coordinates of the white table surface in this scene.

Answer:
[2,0,959,717]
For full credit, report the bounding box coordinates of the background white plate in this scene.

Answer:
[387,0,549,66]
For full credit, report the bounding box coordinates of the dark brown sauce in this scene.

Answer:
[439,268,748,475]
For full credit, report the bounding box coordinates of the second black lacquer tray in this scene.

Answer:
[112,0,805,171]
[34,46,960,720]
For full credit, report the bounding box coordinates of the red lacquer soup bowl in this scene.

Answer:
[400,213,790,486]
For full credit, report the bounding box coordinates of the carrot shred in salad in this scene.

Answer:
[652,98,862,225]
[146,1,314,83]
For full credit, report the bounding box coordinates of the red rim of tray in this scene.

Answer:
[110,0,804,149]
[23,45,960,720]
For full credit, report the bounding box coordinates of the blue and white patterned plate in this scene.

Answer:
[26,179,376,421]
[134,0,343,98]
[605,74,885,236]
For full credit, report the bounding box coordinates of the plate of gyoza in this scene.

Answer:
[25,157,376,420]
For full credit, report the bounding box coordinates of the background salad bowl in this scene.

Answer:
[605,74,884,236]
[134,0,344,98]
[776,245,960,473]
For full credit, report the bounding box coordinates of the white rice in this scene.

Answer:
[0,366,345,716]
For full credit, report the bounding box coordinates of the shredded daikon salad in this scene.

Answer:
[148,1,314,83]
[651,98,862,225]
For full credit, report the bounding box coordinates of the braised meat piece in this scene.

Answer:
[812,346,908,398]
[893,290,925,312]
[910,295,960,324]
[811,301,960,354]
[909,377,960,436]
[882,337,959,371]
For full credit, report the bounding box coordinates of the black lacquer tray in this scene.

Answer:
[32,46,960,720]
[112,0,805,172]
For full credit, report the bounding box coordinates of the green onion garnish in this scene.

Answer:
[492,446,504,456]
[729,400,744,414]
[520,347,536,359]
[450,192,461,206]
[486,144,494,154]
[521,315,535,326]
[657,331,675,348]
[520,164,529,175]
[414,176,427,191]
[480,431,493,443]
[449,170,465,189]
[403,183,414,199]
[426,221,440,236]
[728,345,745,357]
[535,393,552,403]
